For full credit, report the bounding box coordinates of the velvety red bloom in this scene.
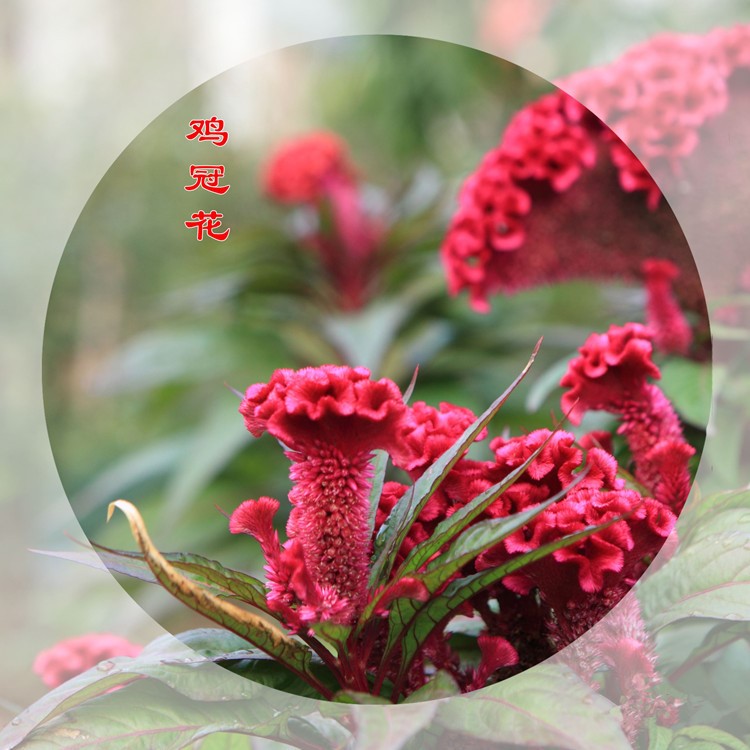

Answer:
[240,365,407,454]
[238,366,409,620]
[33,634,142,688]
[441,30,743,335]
[394,400,485,477]
[261,132,383,311]
[262,132,353,204]
[560,323,694,511]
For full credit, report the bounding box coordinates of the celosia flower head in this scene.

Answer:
[262,131,353,203]
[261,132,382,311]
[33,634,142,688]
[235,366,409,622]
[240,365,407,455]
[440,27,750,339]
[560,323,694,511]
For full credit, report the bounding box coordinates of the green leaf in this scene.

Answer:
[369,340,541,588]
[349,702,437,750]
[658,358,713,428]
[406,450,587,577]
[309,621,352,653]
[107,500,334,699]
[388,522,617,694]
[367,450,389,542]
[432,663,630,750]
[670,725,750,750]
[402,671,461,703]
[86,541,274,615]
[373,473,588,680]
[639,506,750,630]
[4,677,310,750]
[648,720,675,750]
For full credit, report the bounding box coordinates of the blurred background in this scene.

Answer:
[4,0,750,723]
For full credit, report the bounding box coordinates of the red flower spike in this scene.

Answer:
[261,132,383,311]
[560,324,694,511]
[34,634,142,689]
[239,366,409,619]
[643,259,693,354]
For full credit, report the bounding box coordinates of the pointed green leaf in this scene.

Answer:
[390,522,618,694]
[367,450,389,541]
[369,340,541,588]
[106,500,334,699]
[402,365,420,404]
[372,473,587,667]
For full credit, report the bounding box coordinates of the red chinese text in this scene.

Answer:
[184,210,231,241]
[184,165,230,195]
[185,117,228,147]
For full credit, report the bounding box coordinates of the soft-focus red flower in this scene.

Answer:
[33,634,142,688]
[440,27,750,342]
[559,596,681,743]
[261,132,383,310]
[262,132,353,204]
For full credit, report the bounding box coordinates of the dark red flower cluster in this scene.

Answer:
[440,27,750,350]
[33,634,142,689]
[261,132,383,311]
[229,331,691,700]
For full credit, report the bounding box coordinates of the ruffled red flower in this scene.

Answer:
[238,366,410,619]
[33,634,142,688]
[560,324,694,511]
[560,323,661,424]
[262,132,353,204]
[394,400,485,477]
[441,29,746,333]
[240,365,407,455]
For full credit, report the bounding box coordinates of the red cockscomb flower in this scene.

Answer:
[235,366,408,620]
[560,323,694,511]
[440,28,750,350]
[261,132,383,310]
[262,132,353,204]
